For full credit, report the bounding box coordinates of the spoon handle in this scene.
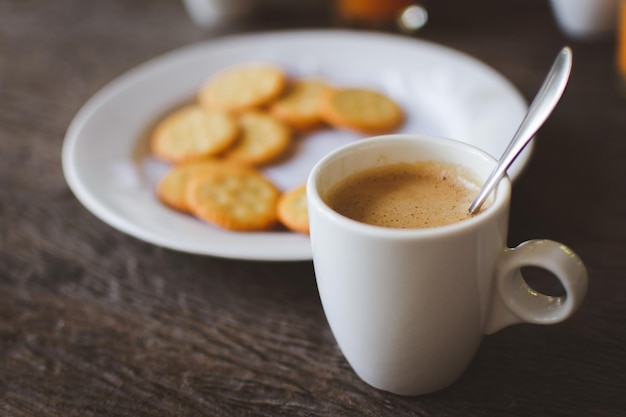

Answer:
[469,46,573,214]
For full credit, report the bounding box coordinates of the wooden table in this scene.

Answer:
[2,0,625,415]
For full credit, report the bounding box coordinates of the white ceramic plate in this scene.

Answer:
[63,30,531,262]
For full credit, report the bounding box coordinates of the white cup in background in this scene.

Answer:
[182,0,257,28]
[549,0,619,39]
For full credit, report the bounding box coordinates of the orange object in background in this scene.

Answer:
[336,0,414,27]
[619,0,626,86]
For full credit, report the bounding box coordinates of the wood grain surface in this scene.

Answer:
[1,0,625,415]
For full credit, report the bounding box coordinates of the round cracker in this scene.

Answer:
[222,111,291,166]
[198,64,287,113]
[319,87,404,134]
[277,184,309,234]
[150,105,239,164]
[186,165,280,231]
[269,79,330,131]
[156,159,238,213]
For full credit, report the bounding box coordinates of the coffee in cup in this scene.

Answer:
[323,160,485,229]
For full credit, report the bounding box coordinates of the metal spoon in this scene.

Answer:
[468,46,573,215]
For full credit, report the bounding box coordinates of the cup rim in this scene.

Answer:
[306,134,512,239]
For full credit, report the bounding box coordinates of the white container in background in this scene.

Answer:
[549,0,619,39]
[182,0,257,28]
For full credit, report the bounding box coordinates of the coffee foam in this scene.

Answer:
[324,161,483,229]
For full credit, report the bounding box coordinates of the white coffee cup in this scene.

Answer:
[306,134,588,396]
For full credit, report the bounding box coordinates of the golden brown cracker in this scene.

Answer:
[222,111,291,166]
[150,105,239,164]
[277,184,309,234]
[156,159,236,213]
[198,64,287,113]
[186,165,280,231]
[319,87,404,134]
[269,79,330,131]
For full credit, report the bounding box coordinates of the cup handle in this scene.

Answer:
[484,239,588,334]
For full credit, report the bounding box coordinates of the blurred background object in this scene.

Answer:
[335,0,409,26]
[397,4,429,34]
[182,0,429,34]
[334,0,427,32]
[619,0,626,94]
[182,0,258,28]
[549,0,619,40]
